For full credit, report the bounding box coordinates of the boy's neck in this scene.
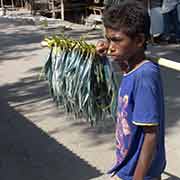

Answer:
[125,52,146,73]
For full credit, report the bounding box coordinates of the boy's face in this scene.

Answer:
[105,27,145,70]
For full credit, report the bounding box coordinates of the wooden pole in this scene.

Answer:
[61,0,64,20]
[1,0,3,8]
[52,0,55,18]
[11,0,15,8]
[30,0,33,14]
[1,0,5,15]
[20,0,23,8]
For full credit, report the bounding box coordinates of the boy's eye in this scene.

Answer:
[106,36,123,43]
[111,37,123,42]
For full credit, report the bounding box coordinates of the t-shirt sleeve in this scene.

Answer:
[132,70,161,126]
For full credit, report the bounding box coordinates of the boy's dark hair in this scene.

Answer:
[103,0,151,45]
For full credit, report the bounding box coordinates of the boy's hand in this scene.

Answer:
[96,40,109,56]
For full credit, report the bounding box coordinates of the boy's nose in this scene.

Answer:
[108,47,116,55]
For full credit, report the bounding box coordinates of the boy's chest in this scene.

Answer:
[118,78,134,113]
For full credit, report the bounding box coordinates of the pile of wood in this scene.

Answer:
[0,0,104,22]
[30,0,88,20]
[0,0,32,9]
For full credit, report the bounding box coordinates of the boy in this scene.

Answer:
[96,1,166,180]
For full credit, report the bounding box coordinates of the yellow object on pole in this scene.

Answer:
[148,55,180,72]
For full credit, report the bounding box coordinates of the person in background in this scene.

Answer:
[96,1,166,179]
[141,0,162,9]
[140,0,165,44]
[161,0,180,43]
[148,0,164,43]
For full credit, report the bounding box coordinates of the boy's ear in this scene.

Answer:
[136,34,146,48]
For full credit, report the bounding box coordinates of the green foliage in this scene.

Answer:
[42,35,119,125]
[40,19,48,28]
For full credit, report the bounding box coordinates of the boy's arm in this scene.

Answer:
[133,126,158,180]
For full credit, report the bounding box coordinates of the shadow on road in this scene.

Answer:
[0,17,103,65]
[147,44,180,132]
[0,95,102,180]
[161,67,180,133]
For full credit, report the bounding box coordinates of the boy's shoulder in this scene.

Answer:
[133,60,160,82]
[136,60,160,76]
[124,60,160,81]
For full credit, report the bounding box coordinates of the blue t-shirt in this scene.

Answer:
[108,61,166,180]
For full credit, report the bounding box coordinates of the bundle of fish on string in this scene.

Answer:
[42,36,119,125]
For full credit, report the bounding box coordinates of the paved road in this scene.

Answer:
[0,16,180,180]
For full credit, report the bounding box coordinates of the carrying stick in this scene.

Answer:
[41,40,180,72]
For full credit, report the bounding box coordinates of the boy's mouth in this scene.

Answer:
[108,57,129,72]
[110,55,127,64]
